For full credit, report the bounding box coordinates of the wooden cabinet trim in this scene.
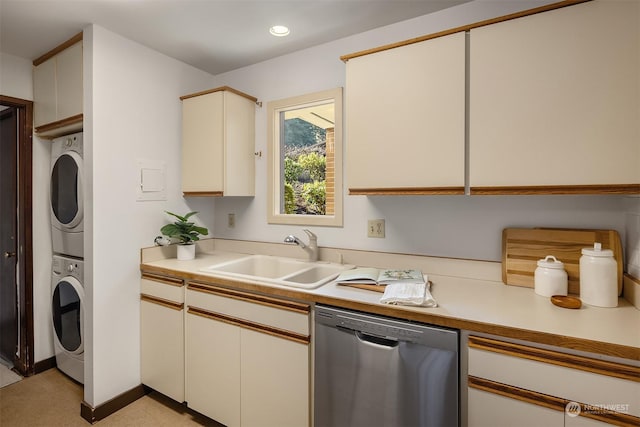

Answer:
[33,32,83,66]
[141,294,184,311]
[34,114,83,134]
[180,86,258,103]
[187,282,310,315]
[349,187,465,196]
[468,336,640,382]
[469,375,640,426]
[469,375,565,412]
[183,191,224,197]
[187,306,310,345]
[141,272,183,287]
[470,184,640,195]
[340,0,589,62]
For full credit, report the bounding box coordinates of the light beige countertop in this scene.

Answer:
[140,239,640,362]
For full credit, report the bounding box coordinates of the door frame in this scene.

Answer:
[0,94,34,376]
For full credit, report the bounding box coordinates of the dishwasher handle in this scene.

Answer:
[355,331,399,348]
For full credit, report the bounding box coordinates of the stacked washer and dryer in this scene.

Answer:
[50,131,84,384]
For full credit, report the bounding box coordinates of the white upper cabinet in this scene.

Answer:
[345,31,466,195]
[469,0,640,193]
[180,87,256,197]
[33,34,83,137]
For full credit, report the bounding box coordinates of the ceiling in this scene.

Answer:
[0,0,469,75]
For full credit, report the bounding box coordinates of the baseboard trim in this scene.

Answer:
[80,384,148,424]
[33,356,56,375]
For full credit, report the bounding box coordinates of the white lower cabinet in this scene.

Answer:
[140,273,185,403]
[186,312,241,426]
[185,283,310,427]
[565,414,615,427]
[468,387,563,427]
[240,328,309,427]
[466,335,640,427]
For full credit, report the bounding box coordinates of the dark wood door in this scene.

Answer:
[0,106,18,364]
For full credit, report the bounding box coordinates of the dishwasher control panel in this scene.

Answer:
[315,304,458,351]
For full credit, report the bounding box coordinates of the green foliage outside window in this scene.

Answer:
[284,183,296,214]
[298,152,326,182]
[283,118,327,215]
[302,181,326,215]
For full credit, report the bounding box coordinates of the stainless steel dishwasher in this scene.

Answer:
[314,305,459,427]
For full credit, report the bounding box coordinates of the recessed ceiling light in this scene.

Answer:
[269,25,290,37]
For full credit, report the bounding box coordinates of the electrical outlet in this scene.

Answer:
[367,219,385,238]
[228,213,235,228]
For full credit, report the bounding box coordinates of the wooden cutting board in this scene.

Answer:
[502,228,623,295]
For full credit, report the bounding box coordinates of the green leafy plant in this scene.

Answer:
[299,152,326,182]
[284,183,296,214]
[302,181,326,215]
[160,211,209,245]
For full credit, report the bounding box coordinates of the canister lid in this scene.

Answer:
[537,255,565,269]
[581,242,614,257]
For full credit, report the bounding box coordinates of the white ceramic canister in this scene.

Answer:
[579,243,617,307]
[534,255,568,297]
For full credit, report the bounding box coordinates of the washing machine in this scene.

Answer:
[50,131,83,258]
[51,255,84,384]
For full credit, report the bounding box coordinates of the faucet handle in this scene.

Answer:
[303,229,317,241]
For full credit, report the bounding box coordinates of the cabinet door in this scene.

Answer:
[33,58,57,127]
[468,387,564,427]
[55,41,83,121]
[140,298,184,402]
[469,0,640,191]
[345,31,466,194]
[223,91,255,196]
[241,329,309,427]
[565,413,615,427]
[182,91,224,193]
[185,312,241,427]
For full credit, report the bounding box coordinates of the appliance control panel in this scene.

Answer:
[52,255,84,281]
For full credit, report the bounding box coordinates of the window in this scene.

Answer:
[267,88,343,226]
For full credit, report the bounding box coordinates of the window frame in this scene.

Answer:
[267,87,343,227]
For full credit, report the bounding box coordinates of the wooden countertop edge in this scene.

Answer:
[140,264,639,361]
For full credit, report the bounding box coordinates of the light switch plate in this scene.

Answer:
[136,160,167,201]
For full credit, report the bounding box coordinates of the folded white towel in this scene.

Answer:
[380,280,438,307]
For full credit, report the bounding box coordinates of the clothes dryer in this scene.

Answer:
[50,131,83,258]
[51,255,84,384]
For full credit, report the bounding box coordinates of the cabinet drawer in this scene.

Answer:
[186,282,309,336]
[141,273,184,303]
[468,336,640,418]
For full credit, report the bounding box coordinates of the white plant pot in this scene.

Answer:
[177,243,196,261]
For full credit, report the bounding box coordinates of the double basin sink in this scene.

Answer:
[199,254,355,289]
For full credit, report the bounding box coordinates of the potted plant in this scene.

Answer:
[160,211,209,260]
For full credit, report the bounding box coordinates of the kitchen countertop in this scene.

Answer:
[140,243,640,362]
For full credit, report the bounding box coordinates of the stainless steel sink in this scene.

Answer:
[200,255,354,289]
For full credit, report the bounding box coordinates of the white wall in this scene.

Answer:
[211,0,630,262]
[0,52,54,364]
[84,24,216,406]
[0,52,33,99]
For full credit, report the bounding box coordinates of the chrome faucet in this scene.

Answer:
[284,229,318,262]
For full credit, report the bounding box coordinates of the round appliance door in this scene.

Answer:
[52,276,84,355]
[50,151,84,230]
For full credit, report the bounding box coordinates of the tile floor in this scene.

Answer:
[0,368,219,426]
